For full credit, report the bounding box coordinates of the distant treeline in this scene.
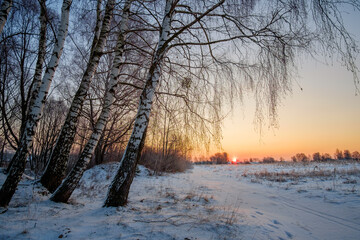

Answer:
[194,149,360,165]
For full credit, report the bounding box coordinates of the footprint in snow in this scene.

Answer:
[268,224,279,229]
[255,211,264,215]
[58,227,71,238]
[273,219,281,225]
[285,231,293,239]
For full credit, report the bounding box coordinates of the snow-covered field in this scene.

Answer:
[1,161,360,240]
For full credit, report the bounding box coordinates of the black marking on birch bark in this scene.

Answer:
[41,0,115,192]
[104,0,175,207]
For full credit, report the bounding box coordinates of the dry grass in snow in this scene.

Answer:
[1,161,360,239]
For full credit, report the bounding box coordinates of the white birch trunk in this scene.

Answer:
[4,0,47,174]
[41,0,116,193]
[0,0,72,207]
[50,0,133,203]
[104,0,176,207]
[0,0,12,35]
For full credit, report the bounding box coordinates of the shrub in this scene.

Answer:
[312,152,321,162]
[335,149,343,160]
[321,153,332,161]
[139,147,192,174]
[352,151,360,161]
[291,153,309,162]
[209,152,229,164]
[262,157,275,163]
[343,150,352,160]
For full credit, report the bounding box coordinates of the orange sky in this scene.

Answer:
[219,9,360,161]
[221,60,360,161]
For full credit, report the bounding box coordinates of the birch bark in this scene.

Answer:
[0,0,72,207]
[104,0,177,207]
[103,0,225,207]
[0,0,12,35]
[50,0,132,203]
[40,0,115,192]
[4,0,47,174]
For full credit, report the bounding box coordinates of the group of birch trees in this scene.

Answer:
[0,0,359,207]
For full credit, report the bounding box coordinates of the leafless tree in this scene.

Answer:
[343,149,352,160]
[31,98,67,176]
[41,0,116,192]
[104,0,359,207]
[105,0,226,207]
[352,151,360,161]
[335,148,344,160]
[0,0,72,208]
[313,152,321,162]
[0,0,45,154]
[50,0,133,203]
[0,0,12,34]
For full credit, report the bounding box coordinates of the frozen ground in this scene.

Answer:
[1,161,360,240]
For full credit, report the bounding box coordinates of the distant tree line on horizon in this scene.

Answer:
[290,149,360,163]
[195,149,360,165]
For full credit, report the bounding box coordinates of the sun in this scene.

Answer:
[232,157,237,163]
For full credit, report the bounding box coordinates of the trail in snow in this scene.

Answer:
[187,164,360,240]
[0,162,359,240]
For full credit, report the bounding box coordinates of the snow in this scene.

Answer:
[1,161,360,239]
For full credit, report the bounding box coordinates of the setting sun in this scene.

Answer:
[232,157,237,163]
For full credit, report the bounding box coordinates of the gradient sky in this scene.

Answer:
[221,10,360,161]
[222,61,360,160]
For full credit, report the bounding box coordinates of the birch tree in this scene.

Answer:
[104,0,225,207]
[0,0,72,207]
[0,0,12,35]
[102,0,359,207]
[50,0,133,203]
[4,0,49,173]
[0,0,47,157]
[40,0,116,192]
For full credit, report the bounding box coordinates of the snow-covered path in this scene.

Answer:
[1,163,360,239]
[190,165,360,240]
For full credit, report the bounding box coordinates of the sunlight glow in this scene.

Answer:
[232,157,237,163]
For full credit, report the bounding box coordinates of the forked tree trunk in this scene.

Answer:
[0,0,72,207]
[0,0,12,35]
[50,0,133,203]
[40,0,116,193]
[104,0,177,207]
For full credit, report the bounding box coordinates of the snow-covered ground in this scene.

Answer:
[1,161,360,239]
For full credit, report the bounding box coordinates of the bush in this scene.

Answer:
[291,153,309,162]
[321,153,332,161]
[139,147,192,174]
[262,157,275,163]
[352,151,360,161]
[312,152,321,162]
[209,152,229,164]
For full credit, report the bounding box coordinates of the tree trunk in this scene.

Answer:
[103,0,226,207]
[40,0,115,193]
[104,0,177,207]
[0,0,12,35]
[50,0,133,203]
[0,0,72,207]
[94,134,105,165]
